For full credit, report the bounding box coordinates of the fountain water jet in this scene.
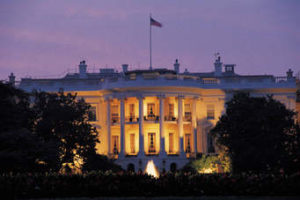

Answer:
[145,160,159,178]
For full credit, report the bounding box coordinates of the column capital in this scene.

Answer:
[178,94,185,99]
[137,94,145,100]
[157,94,166,99]
[193,96,200,101]
[104,96,113,102]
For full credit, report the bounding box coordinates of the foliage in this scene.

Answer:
[0,83,43,172]
[183,154,231,174]
[211,92,298,174]
[1,172,300,198]
[0,82,33,132]
[31,91,100,171]
[0,82,100,173]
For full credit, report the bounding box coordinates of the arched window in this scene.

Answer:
[127,163,135,172]
[170,162,177,173]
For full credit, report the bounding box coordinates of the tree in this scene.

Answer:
[0,83,46,172]
[211,92,298,174]
[0,82,33,132]
[31,91,100,171]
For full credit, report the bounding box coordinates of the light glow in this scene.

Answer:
[145,160,159,178]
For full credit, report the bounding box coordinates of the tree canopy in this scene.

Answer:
[31,91,100,171]
[0,82,101,172]
[211,92,299,174]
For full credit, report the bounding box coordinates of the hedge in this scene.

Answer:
[1,171,300,199]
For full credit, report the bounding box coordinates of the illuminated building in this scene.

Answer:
[16,56,297,172]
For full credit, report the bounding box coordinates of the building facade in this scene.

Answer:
[16,57,297,172]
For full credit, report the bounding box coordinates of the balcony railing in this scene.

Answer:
[165,116,177,121]
[183,115,192,122]
[144,115,159,122]
[125,116,138,123]
[111,117,120,124]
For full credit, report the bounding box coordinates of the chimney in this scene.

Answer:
[214,56,222,76]
[79,60,87,78]
[9,73,15,86]
[122,64,128,73]
[286,69,294,81]
[174,59,180,74]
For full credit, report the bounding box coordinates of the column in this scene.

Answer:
[159,95,166,156]
[138,96,144,156]
[178,95,184,156]
[192,97,197,156]
[119,98,125,157]
[106,98,111,156]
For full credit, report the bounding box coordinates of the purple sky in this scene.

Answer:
[0,0,299,81]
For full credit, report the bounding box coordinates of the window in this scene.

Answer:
[169,133,174,153]
[148,133,156,153]
[169,104,174,117]
[88,106,97,121]
[112,135,119,155]
[185,134,191,153]
[129,104,135,118]
[111,105,119,123]
[147,103,155,117]
[207,104,215,120]
[184,104,191,121]
[130,133,135,153]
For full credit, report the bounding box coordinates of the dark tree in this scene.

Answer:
[31,91,100,171]
[211,92,298,174]
[0,82,33,131]
[0,83,45,172]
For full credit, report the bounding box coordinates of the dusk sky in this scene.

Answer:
[0,0,299,81]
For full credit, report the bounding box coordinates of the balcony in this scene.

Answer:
[111,116,120,125]
[183,115,192,122]
[125,116,138,124]
[164,116,177,123]
[144,114,159,122]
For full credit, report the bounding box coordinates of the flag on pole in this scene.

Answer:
[150,17,162,27]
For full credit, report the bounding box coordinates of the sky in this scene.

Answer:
[0,0,299,81]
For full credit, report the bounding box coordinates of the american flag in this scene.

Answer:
[150,17,162,27]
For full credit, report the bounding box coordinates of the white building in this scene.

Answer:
[15,57,297,172]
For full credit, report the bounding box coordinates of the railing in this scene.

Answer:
[111,117,120,124]
[105,74,220,85]
[275,76,288,83]
[125,116,139,123]
[183,115,192,122]
[164,116,177,121]
[144,115,159,122]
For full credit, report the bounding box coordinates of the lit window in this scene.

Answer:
[147,103,155,117]
[112,135,119,155]
[184,104,192,121]
[111,105,119,123]
[130,133,135,153]
[88,106,97,121]
[148,132,156,153]
[207,104,215,120]
[169,133,174,153]
[185,133,191,153]
[129,104,135,118]
[169,104,174,117]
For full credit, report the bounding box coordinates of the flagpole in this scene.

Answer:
[149,13,152,70]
